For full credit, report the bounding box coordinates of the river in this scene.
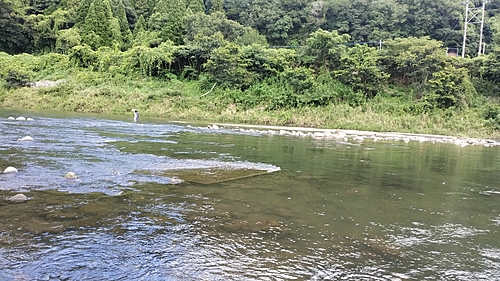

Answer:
[1,108,500,280]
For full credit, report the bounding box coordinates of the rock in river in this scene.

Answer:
[3,166,18,174]
[64,171,77,179]
[7,194,28,202]
[18,136,34,141]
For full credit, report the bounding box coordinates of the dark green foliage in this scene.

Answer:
[4,70,31,88]
[186,0,204,14]
[379,37,446,86]
[116,0,132,49]
[333,44,388,98]
[225,0,308,46]
[183,12,267,47]
[26,0,61,15]
[0,1,31,54]
[56,27,81,53]
[210,0,223,14]
[483,103,500,130]
[80,0,122,50]
[481,49,500,84]
[75,0,93,25]
[69,44,98,68]
[147,0,186,45]
[133,14,146,35]
[116,0,137,31]
[203,42,254,89]
[133,0,153,19]
[306,72,364,106]
[423,66,476,110]
[298,29,350,71]
[130,42,175,76]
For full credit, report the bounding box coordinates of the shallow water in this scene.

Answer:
[1,108,500,280]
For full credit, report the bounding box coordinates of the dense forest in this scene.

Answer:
[1,0,500,137]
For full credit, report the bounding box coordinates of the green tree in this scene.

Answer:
[481,49,500,85]
[229,0,308,46]
[210,0,223,14]
[298,29,350,71]
[184,11,267,47]
[80,0,122,49]
[379,36,446,86]
[133,14,146,35]
[55,27,81,53]
[26,0,60,15]
[204,42,254,89]
[75,0,93,25]
[398,0,462,47]
[116,0,132,49]
[133,0,154,19]
[186,0,204,14]
[0,0,31,54]
[241,44,294,81]
[423,66,476,110]
[333,44,389,98]
[132,15,162,47]
[148,0,186,44]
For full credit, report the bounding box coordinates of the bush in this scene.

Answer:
[4,70,32,88]
[483,103,500,130]
[422,66,476,110]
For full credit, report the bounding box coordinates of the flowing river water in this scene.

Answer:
[1,108,500,280]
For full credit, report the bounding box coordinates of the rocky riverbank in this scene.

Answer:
[209,123,500,147]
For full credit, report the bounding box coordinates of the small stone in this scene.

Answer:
[8,194,28,202]
[16,117,26,121]
[64,171,77,179]
[7,117,15,120]
[211,124,220,130]
[18,136,34,141]
[3,166,18,174]
[26,118,34,121]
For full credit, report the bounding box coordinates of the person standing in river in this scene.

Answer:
[133,109,139,122]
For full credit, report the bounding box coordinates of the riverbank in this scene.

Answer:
[1,75,499,141]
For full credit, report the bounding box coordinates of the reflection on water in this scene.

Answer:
[1,108,500,280]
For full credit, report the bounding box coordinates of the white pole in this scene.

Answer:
[462,0,469,58]
[478,0,486,55]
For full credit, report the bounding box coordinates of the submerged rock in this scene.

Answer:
[7,193,28,202]
[3,166,18,174]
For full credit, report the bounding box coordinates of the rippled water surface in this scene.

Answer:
[1,108,500,280]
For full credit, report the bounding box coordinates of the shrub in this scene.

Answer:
[4,70,32,88]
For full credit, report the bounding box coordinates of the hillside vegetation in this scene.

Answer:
[1,0,500,138]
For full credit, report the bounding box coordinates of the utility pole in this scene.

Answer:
[461,0,489,58]
[478,0,487,55]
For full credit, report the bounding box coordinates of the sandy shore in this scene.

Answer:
[213,123,500,147]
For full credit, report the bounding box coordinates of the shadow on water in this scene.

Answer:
[1,108,500,280]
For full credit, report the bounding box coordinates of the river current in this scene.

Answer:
[1,108,500,280]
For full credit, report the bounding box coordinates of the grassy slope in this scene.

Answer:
[1,71,498,140]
